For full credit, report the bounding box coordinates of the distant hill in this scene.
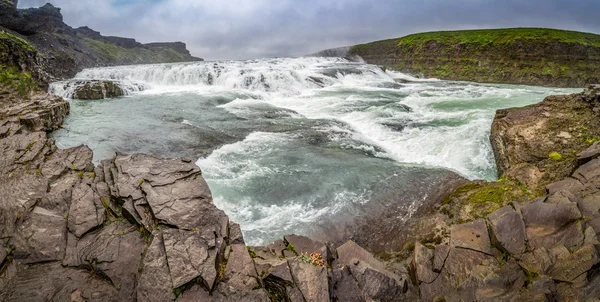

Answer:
[0,1,202,79]
[322,28,600,88]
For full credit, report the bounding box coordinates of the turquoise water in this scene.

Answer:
[49,57,579,245]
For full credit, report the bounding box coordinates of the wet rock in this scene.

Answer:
[487,206,527,256]
[450,219,492,255]
[72,80,125,100]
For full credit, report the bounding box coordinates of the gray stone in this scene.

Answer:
[518,248,552,275]
[521,198,581,229]
[11,206,66,263]
[450,219,492,255]
[217,244,259,296]
[548,244,598,282]
[578,141,600,161]
[288,260,329,302]
[67,183,105,237]
[137,232,175,302]
[163,228,217,289]
[411,242,438,283]
[433,244,450,272]
[546,178,584,195]
[527,221,584,250]
[573,158,600,183]
[579,192,600,218]
[284,234,329,260]
[487,206,527,256]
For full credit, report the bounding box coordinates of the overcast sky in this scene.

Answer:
[18,0,600,61]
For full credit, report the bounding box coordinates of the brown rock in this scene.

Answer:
[487,206,527,256]
[450,219,492,255]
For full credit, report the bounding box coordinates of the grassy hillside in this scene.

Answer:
[0,31,42,96]
[349,28,600,87]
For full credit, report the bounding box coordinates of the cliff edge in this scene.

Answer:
[343,28,600,88]
[0,1,202,79]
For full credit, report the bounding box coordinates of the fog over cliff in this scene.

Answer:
[18,0,600,60]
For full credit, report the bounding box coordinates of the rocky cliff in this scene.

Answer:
[343,28,600,88]
[0,2,202,80]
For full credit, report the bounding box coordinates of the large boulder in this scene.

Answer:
[71,80,125,100]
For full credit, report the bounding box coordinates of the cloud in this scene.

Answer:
[18,0,600,60]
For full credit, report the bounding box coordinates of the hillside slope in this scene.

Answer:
[346,28,600,87]
[0,1,202,79]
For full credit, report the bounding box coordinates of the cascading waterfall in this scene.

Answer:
[49,57,579,245]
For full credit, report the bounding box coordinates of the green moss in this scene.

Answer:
[348,28,600,87]
[549,152,563,161]
[246,246,257,258]
[0,31,35,52]
[81,36,189,64]
[285,243,298,256]
[0,65,38,96]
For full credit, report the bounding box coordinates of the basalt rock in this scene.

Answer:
[71,80,125,100]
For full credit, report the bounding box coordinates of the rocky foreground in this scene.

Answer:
[1,85,600,301]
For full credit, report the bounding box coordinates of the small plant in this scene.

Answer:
[139,179,144,185]
[549,152,563,161]
[77,171,84,178]
[296,252,326,267]
[285,243,298,256]
[246,246,257,258]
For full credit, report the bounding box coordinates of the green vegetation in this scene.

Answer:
[349,28,600,87]
[549,151,563,161]
[395,28,600,49]
[285,243,298,256]
[0,31,35,52]
[246,246,257,258]
[81,36,189,63]
[441,179,532,223]
[0,66,38,96]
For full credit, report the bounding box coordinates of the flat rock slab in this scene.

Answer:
[217,244,259,296]
[137,232,175,302]
[487,206,527,256]
[578,141,600,161]
[284,234,328,260]
[288,260,329,302]
[450,219,491,255]
[521,199,581,229]
[163,228,215,289]
[546,178,584,195]
[573,158,600,183]
[548,244,598,282]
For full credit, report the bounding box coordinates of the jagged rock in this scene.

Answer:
[284,234,329,259]
[67,183,105,237]
[288,260,329,302]
[579,193,600,218]
[518,247,552,275]
[578,141,600,162]
[11,205,66,263]
[548,244,599,282]
[521,198,581,229]
[487,206,527,256]
[63,221,145,301]
[335,240,408,301]
[216,244,259,296]
[546,178,584,195]
[137,232,175,302]
[71,80,124,100]
[411,242,438,283]
[1,262,120,302]
[432,244,450,272]
[450,219,492,255]
[163,228,217,289]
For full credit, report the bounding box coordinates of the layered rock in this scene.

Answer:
[0,3,202,79]
[71,80,125,99]
[491,84,600,193]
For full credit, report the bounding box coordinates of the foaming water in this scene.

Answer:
[49,57,580,245]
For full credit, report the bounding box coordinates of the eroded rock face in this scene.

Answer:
[490,85,600,193]
[71,80,125,99]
